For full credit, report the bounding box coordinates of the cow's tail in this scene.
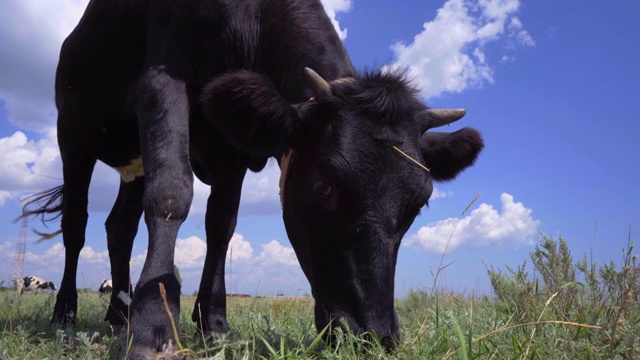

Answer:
[15,185,64,241]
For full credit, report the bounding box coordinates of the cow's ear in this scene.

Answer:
[200,70,297,157]
[420,127,484,182]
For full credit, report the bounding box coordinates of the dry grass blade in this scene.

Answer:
[462,192,481,216]
[431,193,481,296]
[159,282,184,351]
[395,314,430,357]
[476,320,601,345]
[392,145,430,172]
[522,291,558,359]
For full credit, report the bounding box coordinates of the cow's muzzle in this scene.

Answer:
[314,302,400,351]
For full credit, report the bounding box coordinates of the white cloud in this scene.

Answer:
[0,0,88,130]
[257,240,299,266]
[22,241,108,267]
[321,0,352,40]
[431,187,453,200]
[0,240,14,254]
[24,242,65,264]
[386,0,534,99]
[0,129,61,193]
[79,245,110,265]
[189,163,282,217]
[0,191,13,206]
[405,193,540,253]
[228,234,254,261]
[509,17,535,47]
[173,234,297,269]
[6,231,303,294]
[174,236,208,268]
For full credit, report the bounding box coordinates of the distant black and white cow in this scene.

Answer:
[16,276,56,294]
[98,279,113,296]
[20,0,483,357]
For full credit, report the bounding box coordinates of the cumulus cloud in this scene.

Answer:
[405,193,540,253]
[0,240,14,254]
[10,241,109,281]
[0,0,85,206]
[174,236,208,269]
[320,0,352,40]
[127,233,301,292]
[257,240,299,266]
[187,162,282,217]
[0,129,61,192]
[0,232,302,293]
[0,191,12,207]
[0,0,87,130]
[431,187,453,200]
[228,233,255,261]
[24,242,65,264]
[509,17,535,47]
[79,245,110,265]
[386,0,534,99]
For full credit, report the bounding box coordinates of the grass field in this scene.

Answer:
[1,234,638,359]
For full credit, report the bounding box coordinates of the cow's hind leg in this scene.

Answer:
[52,131,96,325]
[192,171,245,336]
[104,176,144,325]
[129,67,193,355]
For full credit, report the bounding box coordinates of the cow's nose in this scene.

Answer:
[378,333,399,351]
[362,328,399,351]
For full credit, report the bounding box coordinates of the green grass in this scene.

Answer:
[1,234,638,359]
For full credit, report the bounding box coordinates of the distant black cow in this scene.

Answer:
[98,279,113,296]
[21,0,483,357]
[16,276,56,294]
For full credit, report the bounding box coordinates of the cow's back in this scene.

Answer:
[56,0,149,98]
[55,0,150,166]
[55,0,352,168]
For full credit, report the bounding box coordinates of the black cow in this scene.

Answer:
[21,0,483,357]
[16,276,56,294]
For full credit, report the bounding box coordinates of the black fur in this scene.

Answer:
[420,128,484,181]
[23,0,483,355]
[330,69,424,127]
[201,71,297,156]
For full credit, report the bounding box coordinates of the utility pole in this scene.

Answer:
[10,217,28,281]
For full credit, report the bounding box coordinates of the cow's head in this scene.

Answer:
[201,68,483,349]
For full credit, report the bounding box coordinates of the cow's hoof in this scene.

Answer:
[125,340,181,360]
[51,309,77,326]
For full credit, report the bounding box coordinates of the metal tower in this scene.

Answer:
[10,217,28,281]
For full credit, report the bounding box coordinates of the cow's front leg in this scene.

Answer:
[129,67,193,357]
[192,171,246,336]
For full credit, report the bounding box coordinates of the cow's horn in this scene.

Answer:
[418,108,466,132]
[304,67,331,101]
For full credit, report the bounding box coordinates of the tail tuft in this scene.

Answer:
[14,185,64,241]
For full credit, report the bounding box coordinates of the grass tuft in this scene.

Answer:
[1,233,638,359]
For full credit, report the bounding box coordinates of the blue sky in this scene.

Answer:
[0,0,638,297]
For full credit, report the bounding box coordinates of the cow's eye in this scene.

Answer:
[314,178,332,198]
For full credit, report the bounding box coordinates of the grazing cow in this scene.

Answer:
[98,279,113,296]
[21,0,483,357]
[15,276,56,294]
